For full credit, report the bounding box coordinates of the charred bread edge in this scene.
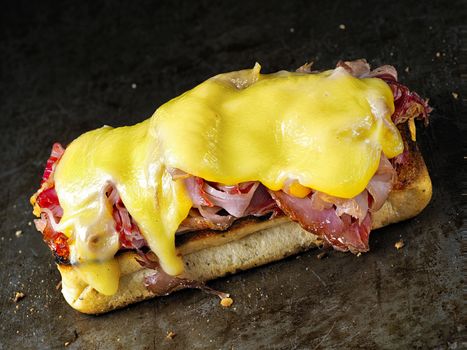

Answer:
[57,150,431,314]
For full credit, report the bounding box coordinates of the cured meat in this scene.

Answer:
[366,154,396,211]
[107,186,146,249]
[181,177,279,232]
[177,208,235,233]
[337,59,430,126]
[136,252,229,298]
[269,190,373,253]
[268,153,397,253]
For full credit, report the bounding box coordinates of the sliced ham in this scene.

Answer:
[269,190,373,253]
[177,208,235,233]
[244,183,279,217]
[323,213,372,253]
[184,177,213,207]
[181,176,279,232]
[366,154,396,211]
[41,143,65,185]
[385,79,431,126]
[336,59,430,127]
[202,181,259,217]
[136,251,229,298]
[336,59,371,78]
[107,186,146,249]
[312,191,369,224]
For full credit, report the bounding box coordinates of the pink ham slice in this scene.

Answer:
[366,154,396,211]
[136,251,229,298]
[269,190,373,253]
[268,153,396,253]
[181,177,278,232]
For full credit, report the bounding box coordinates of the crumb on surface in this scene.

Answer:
[452,92,459,99]
[356,252,362,257]
[339,24,346,30]
[395,240,405,250]
[14,291,25,302]
[166,331,176,340]
[220,297,234,307]
[64,330,78,347]
[15,230,22,237]
[436,52,441,57]
[56,281,62,290]
[317,251,328,260]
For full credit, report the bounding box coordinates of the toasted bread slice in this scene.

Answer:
[57,146,431,314]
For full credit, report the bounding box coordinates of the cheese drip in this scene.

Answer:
[54,64,403,295]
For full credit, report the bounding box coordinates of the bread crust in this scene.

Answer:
[57,150,432,314]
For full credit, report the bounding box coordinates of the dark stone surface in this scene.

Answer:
[0,0,465,349]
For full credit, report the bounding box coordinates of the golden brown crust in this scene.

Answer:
[59,221,322,314]
[58,150,431,314]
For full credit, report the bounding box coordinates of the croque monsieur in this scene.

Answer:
[31,59,432,314]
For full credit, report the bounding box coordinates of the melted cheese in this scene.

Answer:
[54,64,403,295]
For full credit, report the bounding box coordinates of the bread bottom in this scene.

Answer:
[58,151,432,314]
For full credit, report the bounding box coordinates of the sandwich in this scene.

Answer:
[30,59,432,314]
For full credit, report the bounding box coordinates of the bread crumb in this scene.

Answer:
[220,297,234,307]
[356,252,362,257]
[339,24,346,30]
[395,240,405,250]
[15,230,22,237]
[436,52,441,58]
[405,67,410,73]
[64,330,78,346]
[131,83,137,89]
[317,251,328,260]
[452,92,459,99]
[13,291,25,302]
[28,221,32,226]
[166,331,176,340]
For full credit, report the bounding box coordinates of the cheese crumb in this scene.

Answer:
[14,292,25,302]
[220,297,234,307]
[166,331,176,340]
[15,230,22,237]
[395,240,405,250]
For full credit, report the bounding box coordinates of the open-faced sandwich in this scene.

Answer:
[31,59,432,314]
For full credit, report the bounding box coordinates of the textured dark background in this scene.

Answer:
[0,0,465,349]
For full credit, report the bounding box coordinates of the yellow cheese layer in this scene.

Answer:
[54,64,403,295]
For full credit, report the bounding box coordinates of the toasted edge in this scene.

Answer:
[57,151,432,314]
